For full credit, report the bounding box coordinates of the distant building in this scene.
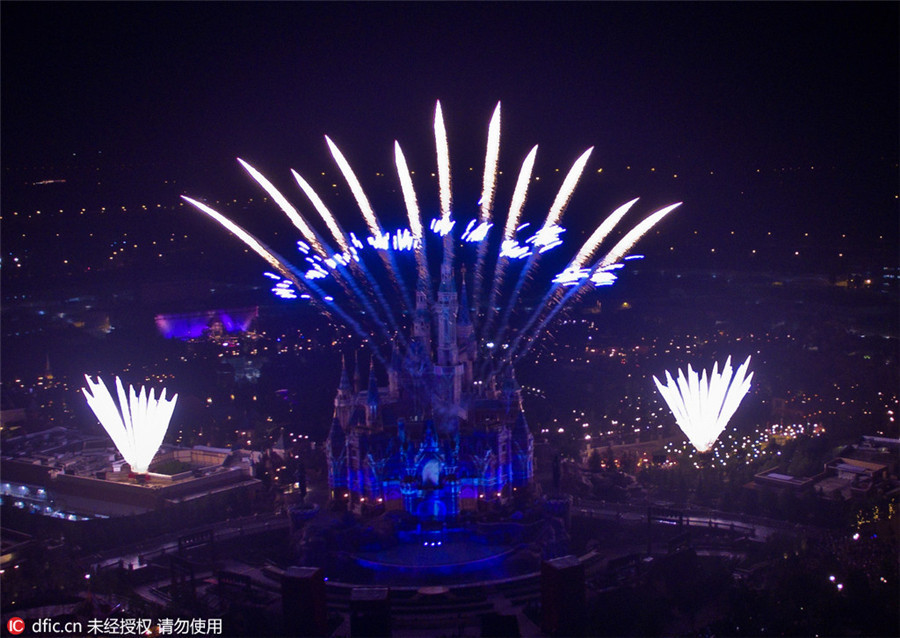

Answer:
[1,441,260,519]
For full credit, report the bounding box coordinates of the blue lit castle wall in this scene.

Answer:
[326,268,534,519]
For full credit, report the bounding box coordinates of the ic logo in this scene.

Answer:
[6,617,25,635]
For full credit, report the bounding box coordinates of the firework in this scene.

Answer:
[653,356,754,453]
[82,375,177,474]
[182,101,680,381]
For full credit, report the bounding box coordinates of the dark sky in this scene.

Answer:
[3,3,896,163]
[2,2,898,242]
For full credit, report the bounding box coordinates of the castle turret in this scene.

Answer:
[388,336,402,398]
[434,263,463,406]
[436,263,459,367]
[366,357,380,428]
[413,280,432,356]
[500,365,523,413]
[457,271,476,389]
[334,354,354,428]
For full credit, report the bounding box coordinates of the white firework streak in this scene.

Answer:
[505,203,681,369]
[291,169,350,253]
[434,101,455,271]
[596,202,682,268]
[472,102,502,330]
[653,356,753,453]
[82,375,177,474]
[183,103,683,376]
[326,135,414,312]
[544,146,594,227]
[394,141,433,300]
[434,101,452,222]
[234,165,398,339]
[479,102,502,223]
[491,146,594,347]
[482,144,539,338]
[181,196,306,288]
[181,196,385,353]
[238,158,328,256]
[325,136,382,237]
[291,168,404,341]
[502,145,539,242]
[569,197,640,270]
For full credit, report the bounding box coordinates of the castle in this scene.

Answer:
[325,264,534,520]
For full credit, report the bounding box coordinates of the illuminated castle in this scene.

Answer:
[326,266,534,519]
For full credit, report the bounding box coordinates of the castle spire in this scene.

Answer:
[339,353,351,392]
[458,266,472,327]
[366,356,380,427]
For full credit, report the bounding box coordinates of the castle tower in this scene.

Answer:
[456,271,476,389]
[366,358,380,429]
[434,263,463,406]
[334,354,354,429]
[388,336,402,399]
[413,280,432,356]
[436,263,459,367]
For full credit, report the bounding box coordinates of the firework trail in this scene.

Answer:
[182,101,679,373]
[490,146,593,355]
[181,195,386,363]
[239,158,400,340]
[471,102,502,330]
[291,169,350,253]
[503,202,681,371]
[291,167,405,342]
[238,158,326,255]
[327,136,414,313]
[569,197,640,270]
[394,141,434,302]
[482,144,538,340]
[495,198,641,370]
[434,101,454,268]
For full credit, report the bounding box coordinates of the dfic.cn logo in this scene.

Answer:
[6,617,25,635]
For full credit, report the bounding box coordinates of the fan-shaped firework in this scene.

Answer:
[653,356,753,453]
[82,375,177,473]
[182,101,681,382]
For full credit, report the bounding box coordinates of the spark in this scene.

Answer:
[181,196,304,289]
[472,103,502,321]
[462,220,492,243]
[653,356,754,453]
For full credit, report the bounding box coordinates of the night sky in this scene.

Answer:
[2,2,898,251]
